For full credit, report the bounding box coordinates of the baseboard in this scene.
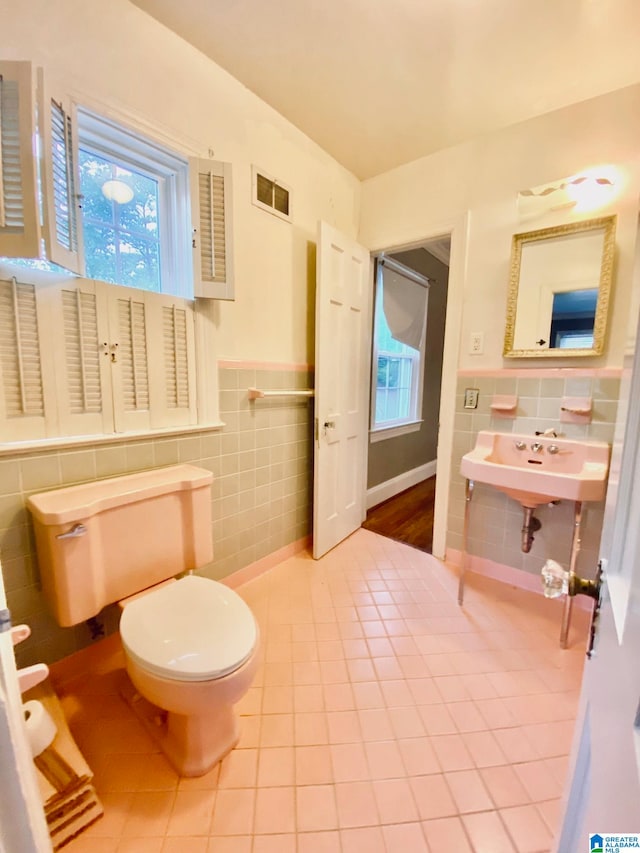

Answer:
[366,460,437,510]
[445,548,592,610]
[222,536,311,590]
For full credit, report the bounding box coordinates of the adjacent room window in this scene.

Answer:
[371,257,429,435]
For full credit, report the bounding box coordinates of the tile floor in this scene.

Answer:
[56,529,588,853]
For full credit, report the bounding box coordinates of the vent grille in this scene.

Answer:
[254,169,290,220]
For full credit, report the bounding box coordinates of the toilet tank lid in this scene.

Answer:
[27,465,213,525]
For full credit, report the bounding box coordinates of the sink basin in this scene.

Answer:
[460,430,610,508]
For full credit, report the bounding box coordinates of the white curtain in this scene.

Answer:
[381,259,429,351]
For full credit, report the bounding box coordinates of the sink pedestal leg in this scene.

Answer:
[458,478,474,605]
[560,500,583,648]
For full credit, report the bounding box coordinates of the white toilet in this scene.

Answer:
[28,464,259,777]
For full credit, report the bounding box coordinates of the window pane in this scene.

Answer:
[81,222,118,284]
[116,167,159,238]
[79,151,115,224]
[119,233,161,292]
[79,147,161,291]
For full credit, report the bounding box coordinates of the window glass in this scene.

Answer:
[79,148,161,292]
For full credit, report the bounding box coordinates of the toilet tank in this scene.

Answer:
[27,465,213,627]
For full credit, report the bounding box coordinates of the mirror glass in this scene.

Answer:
[503,215,616,358]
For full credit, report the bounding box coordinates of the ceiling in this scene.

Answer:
[131,0,640,180]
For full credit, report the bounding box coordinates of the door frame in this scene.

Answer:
[365,212,470,558]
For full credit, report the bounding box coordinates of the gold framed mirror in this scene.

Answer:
[503,215,616,358]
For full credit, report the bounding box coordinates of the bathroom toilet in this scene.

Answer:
[28,464,259,777]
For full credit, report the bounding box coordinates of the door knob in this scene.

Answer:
[323,421,335,429]
[541,559,601,602]
[541,559,603,657]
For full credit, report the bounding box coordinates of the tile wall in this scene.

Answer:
[447,372,620,581]
[1,364,314,669]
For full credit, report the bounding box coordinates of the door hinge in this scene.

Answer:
[314,417,319,442]
[0,608,12,633]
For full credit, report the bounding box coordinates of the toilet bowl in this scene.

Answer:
[27,465,260,777]
[120,575,259,776]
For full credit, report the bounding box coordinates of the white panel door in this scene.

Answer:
[556,259,640,846]
[313,221,372,559]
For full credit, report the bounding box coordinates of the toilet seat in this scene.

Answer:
[119,575,258,682]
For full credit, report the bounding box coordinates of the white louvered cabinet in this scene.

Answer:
[0,276,197,444]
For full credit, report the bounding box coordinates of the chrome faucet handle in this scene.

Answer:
[541,559,569,599]
[547,444,560,454]
[530,442,544,453]
[514,440,527,451]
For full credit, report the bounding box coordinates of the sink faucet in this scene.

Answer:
[535,428,558,438]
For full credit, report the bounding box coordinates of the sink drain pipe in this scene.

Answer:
[521,506,542,553]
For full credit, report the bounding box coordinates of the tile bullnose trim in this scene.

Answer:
[221,536,311,589]
[219,359,313,372]
[457,367,622,378]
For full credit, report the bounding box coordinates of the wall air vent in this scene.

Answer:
[252,166,291,222]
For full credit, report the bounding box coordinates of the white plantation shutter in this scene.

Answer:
[62,289,102,413]
[0,62,41,259]
[40,280,112,437]
[0,277,47,440]
[147,293,196,428]
[118,296,150,413]
[39,72,84,275]
[108,290,153,433]
[190,157,234,300]
[163,305,190,409]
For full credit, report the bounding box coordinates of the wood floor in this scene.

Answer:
[362,476,435,553]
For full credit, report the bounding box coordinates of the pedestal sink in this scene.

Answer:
[460,430,610,508]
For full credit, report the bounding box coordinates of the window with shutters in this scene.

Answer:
[0,61,234,301]
[0,60,227,447]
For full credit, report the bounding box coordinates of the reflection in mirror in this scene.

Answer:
[504,215,616,358]
[551,288,598,349]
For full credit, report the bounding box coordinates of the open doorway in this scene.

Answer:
[363,237,450,552]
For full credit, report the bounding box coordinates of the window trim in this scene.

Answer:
[369,419,423,443]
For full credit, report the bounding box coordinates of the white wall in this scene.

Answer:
[359,84,640,371]
[0,0,362,366]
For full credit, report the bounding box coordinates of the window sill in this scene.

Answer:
[369,420,423,443]
[0,421,226,458]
